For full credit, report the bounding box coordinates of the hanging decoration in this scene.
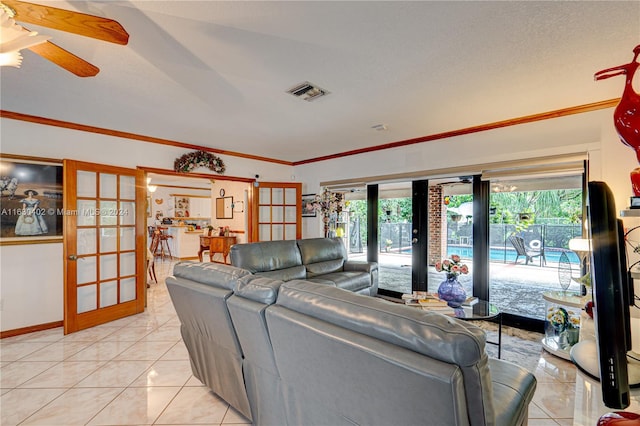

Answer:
[311,188,344,237]
[174,150,225,174]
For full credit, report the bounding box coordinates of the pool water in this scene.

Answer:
[446,245,580,264]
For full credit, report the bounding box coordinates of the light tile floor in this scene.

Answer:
[1,260,638,425]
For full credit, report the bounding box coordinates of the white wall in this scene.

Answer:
[0,243,63,332]
[0,118,294,332]
[1,106,637,332]
[210,180,252,245]
[295,108,635,237]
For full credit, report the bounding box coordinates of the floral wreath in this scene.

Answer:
[174,150,225,174]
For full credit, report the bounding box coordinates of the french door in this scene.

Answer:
[63,160,145,334]
[252,182,302,241]
[371,178,474,298]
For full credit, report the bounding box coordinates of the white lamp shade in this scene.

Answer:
[569,238,591,253]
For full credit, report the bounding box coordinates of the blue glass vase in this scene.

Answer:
[437,275,467,308]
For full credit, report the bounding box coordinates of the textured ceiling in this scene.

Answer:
[1,1,639,163]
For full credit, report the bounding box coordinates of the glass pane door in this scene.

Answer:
[377,182,413,294]
[428,179,474,296]
[253,182,301,241]
[488,175,584,321]
[64,160,144,334]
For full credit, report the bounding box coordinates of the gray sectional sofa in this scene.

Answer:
[229,237,378,296]
[166,259,537,426]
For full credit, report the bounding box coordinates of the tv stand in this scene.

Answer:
[570,339,640,387]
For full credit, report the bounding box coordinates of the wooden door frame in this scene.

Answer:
[251,182,302,242]
[63,160,146,334]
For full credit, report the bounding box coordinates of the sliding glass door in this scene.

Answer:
[376,182,414,295]
[427,178,474,295]
[488,175,584,322]
[343,155,586,331]
[368,178,473,298]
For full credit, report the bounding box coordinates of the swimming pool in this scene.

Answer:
[446,244,580,264]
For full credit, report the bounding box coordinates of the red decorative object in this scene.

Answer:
[595,45,640,163]
[631,167,640,197]
[585,300,594,319]
[597,411,640,426]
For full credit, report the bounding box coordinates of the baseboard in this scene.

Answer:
[1,320,63,339]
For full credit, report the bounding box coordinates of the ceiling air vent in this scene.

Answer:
[286,81,329,102]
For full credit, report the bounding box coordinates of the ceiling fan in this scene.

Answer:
[0,0,128,77]
[435,176,474,186]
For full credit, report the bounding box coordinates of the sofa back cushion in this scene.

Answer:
[230,240,303,274]
[274,280,496,426]
[172,261,251,290]
[297,238,346,276]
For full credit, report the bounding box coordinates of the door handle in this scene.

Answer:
[68,255,78,261]
[412,238,418,244]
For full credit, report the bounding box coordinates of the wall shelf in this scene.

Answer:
[621,209,640,217]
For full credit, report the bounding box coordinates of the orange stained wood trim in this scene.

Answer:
[1,98,619,166]
[141,166,256,184]
[0,153,62,163]
[0,110,292,166]
[154,183,210,191]
[293,98,622,165]
[1,321,63,339]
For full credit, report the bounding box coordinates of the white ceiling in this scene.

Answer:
[2,1,639,164]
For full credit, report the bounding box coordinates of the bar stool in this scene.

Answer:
[153,226,173,260]
[147,247,157,286]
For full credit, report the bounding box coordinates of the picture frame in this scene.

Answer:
[216,196,233,219]
[0,154,64,245]
[302,193,317,217]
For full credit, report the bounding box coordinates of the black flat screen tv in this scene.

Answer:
[588,181,632,409]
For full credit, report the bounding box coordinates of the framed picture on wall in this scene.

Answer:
[302,194,317,217]
[0,154,64,245]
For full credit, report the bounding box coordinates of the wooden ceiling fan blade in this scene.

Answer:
[28,40,99,77]
[3,0,129,45]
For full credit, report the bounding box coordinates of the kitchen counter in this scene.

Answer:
[165,226,202,260]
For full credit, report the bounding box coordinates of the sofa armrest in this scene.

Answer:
[344,261,378,273]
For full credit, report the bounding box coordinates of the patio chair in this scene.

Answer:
[508,235,546,266]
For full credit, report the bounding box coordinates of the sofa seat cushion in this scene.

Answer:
[305,259,344,277]
[489,358,537,426]
[255,265,306,281]
[307,271,371,292]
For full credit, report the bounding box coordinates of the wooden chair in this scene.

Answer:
[508,235,546,266]
[147,247,157,285]
[151,226,173,259]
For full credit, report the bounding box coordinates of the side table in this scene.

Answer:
[198,235,237,264]
[454,301,502,359]
[542,291,584,360]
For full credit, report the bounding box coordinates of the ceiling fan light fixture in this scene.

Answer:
[0,50,20,66]
[0,7,50,67]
